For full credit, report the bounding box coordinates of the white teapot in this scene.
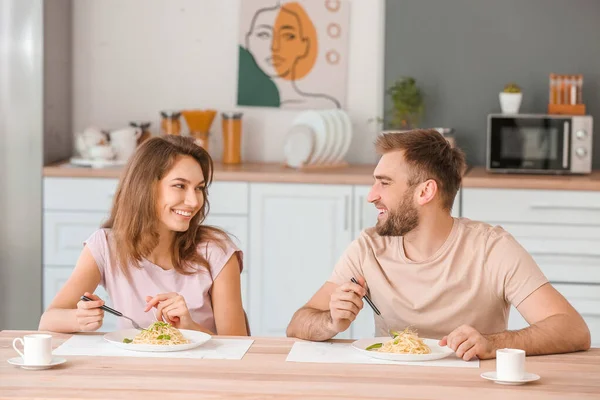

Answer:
[109,127,142,161]
[75,126,109,158]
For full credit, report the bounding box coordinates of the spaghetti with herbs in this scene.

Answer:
[123,322,190,345]
[366,327,431,354]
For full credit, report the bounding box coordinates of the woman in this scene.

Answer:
[39,136,248,336]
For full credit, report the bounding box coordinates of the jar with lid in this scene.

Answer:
[221,112,243,164]
[130,121,152,144]
[160,111,182,136]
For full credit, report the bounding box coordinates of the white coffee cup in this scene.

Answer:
[88,144,115,160]
[496,348,525,381]
[12,334,53,365]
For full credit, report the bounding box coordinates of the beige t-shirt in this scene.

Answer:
[329,217,548,339]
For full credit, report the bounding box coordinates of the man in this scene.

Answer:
[286,129,591,360]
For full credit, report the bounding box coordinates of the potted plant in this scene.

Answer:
[384,77,425,130]
[499,83,522,114]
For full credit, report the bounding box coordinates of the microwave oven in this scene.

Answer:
[487,114,593,174]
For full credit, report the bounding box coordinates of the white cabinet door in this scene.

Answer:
[461,188,600,226]
[44,211,110,265]
[353,185,378,238]
[43,265,118,332]
[350,186,377,338]
[43,177,118,211]
[249,183,353,337]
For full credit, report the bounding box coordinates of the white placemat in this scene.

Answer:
[53,335,253,360]
[285,342,479,368]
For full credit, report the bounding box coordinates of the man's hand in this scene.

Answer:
[439,325,496,361]
[328,277,367,333]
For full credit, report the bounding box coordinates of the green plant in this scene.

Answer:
[503,82,521,93]
[386,77,425,130]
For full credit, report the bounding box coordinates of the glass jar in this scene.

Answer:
[160,111,182,136]
[221,112,243,164]
[129,121,152,144]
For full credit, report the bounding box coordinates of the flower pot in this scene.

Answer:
[499,92,522,114]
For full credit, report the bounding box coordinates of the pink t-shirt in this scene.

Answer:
[83,229,243,333]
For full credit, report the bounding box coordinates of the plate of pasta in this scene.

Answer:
[352,327,454,362]
[104,321,211,352]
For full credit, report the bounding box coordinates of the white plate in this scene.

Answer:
[7,356,67,370]
[332,109,352,163]
[284,124,315,168]
[318,111,337,164]
[352,337,454,362]
[292,111,329,165]
[103,328,211,352]
[481,371,540,385]
[324,110,345,163]
[70,157,127,169]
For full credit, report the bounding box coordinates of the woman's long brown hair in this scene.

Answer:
[102,135,228,277]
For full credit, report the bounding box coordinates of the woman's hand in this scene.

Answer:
[75,292,104,332]
[144,293,194,330]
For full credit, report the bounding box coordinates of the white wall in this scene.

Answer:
[72,0,385,164]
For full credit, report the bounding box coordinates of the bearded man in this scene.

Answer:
[286,129,590,360]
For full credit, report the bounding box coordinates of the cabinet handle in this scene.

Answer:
[530,204,600,212]
[562,121,569,169]
[344,195,349,231]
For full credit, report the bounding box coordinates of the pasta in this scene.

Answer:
[366,327,431,354]
[123,321,190,345]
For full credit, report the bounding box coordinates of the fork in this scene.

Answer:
[80,295,143,330]
[350,277,394,337]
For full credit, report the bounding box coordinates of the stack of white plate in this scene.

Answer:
[284,109,353,169]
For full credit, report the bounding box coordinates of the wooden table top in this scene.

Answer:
[1,331,599,400]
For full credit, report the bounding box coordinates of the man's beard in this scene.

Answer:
[375,188,419,237]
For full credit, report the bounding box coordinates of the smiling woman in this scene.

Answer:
[38,136,249,338]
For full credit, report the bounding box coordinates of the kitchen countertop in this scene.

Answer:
[43,161,600,190]
[464,167,600,191]
[43,160,378,184]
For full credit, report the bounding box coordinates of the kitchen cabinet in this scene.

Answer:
[44,175,599,344]
[248,183,354,337]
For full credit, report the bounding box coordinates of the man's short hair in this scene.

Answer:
[374,129,466,211]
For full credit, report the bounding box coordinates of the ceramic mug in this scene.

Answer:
[12,334,53,365]
[109,127,141,161]
[496,348,525,381]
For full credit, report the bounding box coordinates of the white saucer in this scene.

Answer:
[70,157,127,169]
[7,356,67,370]
[481,371,540,385]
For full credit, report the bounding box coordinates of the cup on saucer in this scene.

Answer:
[481,348,540,385]
[88,144,116,161]
[9,334,66,370]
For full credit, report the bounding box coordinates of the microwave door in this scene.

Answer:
[490,117,570,172]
